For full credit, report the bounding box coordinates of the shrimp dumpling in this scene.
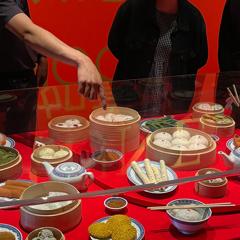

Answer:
[153,139,172,148]
[154,132,172,141]
[172,138,189,146]
[189,135,208,146]
[172,129,190,140]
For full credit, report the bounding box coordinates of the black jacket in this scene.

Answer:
[218,0,240,71]
[108,0,208,81]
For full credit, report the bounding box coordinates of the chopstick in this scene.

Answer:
[227,87,240,107]
[148,203,235,211]
[233,84,240,104]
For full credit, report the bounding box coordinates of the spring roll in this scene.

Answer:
[5,180,33,188]
[160,160,168,181]
[144,159,156,183]
[131,161,150,184]
[0,187,23,198]
[152,166,162,183]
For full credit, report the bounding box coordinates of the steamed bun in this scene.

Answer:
[172,138,189,146]
[153,139,172,148]
[53,149,69,158]
[188,143,206,150]
[172,129,190,140]
[154,132,172,141]
[170,145,188,150]
[189,135,208,146]
[38,147,55,158]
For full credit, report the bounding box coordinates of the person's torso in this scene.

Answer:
[113,0,203,80]
[0,0,37,73]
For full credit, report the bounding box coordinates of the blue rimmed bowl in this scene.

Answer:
[166,198,212,235]
[0,223,22,240]
[104,196,128,213]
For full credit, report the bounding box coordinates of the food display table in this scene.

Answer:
[1,114,240,240]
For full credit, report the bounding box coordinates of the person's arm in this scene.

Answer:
[6,13,106,107]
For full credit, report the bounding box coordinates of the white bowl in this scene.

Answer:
[166,198,212,235]
[104,196,128,213]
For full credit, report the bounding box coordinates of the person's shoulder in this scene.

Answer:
[182,0,204,19]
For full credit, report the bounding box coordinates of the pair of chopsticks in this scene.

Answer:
[227,84,240,107]
[148,202,235,211]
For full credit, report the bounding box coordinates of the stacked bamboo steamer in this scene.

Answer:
[192,102,224,119]
[146,127,216,170]
[89,107,141,153]
[199,114,235,138]
[48,115,89,143]
[20,181,82,232]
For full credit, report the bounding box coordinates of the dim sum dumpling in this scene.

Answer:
[95,115,105,121]
[53,149,69,158]
[172,138,189,146]
[153,139,172,148]
[38,147,55,158]
[154,132,172,141]
[104,113,115,122]
[172,129,190,140]
[188,143,206,150]
[189,135,208,146]
[170,145,188,150]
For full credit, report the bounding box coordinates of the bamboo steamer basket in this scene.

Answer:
[20,181,82,232]
[195,168,228,198]
[200,115,235,138]
[0,146,22,181]
[146,127,216,170]
[48,115,89,143]
[192,102,224,119]
[89,107,141,153]
[26,227,65,240]
[31,145,73,177]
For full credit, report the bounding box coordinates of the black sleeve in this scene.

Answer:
[196,14,208,69]
[108,1,131,60]
[0,0,23,31]
[218,0,232,71]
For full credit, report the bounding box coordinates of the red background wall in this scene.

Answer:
[28,0,227,85]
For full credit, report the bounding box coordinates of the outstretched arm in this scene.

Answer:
[6,13,106,108]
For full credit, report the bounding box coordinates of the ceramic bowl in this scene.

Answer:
[104,196,128,213]
[195,168,228,198]
[0,223,22,240]
[166,198,212,235]
[26,227,65,240]
[91,149,123,168]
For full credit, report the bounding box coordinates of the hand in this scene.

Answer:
[36,56,48,87]
[77,55,106,109]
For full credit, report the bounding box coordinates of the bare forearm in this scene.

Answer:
[6,12,106,107]
[7,13,86,67]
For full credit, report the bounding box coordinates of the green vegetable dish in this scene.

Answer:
[0,148,17,167]
[141,116,184,133]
